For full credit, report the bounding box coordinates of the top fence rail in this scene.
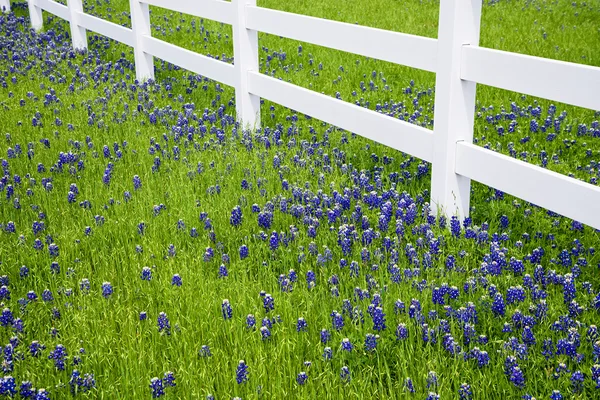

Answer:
[3,0,600,230]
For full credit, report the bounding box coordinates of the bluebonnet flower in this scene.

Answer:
[19,381,34,398]
[141,267,152,281]
[570,370,584,392]
[185,341,205,361]
[442,334,461,356]
[323,347,333,361]
[426,393,440,400]
[560,277,576,303]
[321,329,331,343]
[35,388,51,400]
[0,286,10,301]
[260,326,271,340]
[262,293,274,313]
[0,376,16,397]
[0,307,14,327]
[331,311,344,331]
[230,206,243,227]
[80,279,90,294]
[48,344,67,370]
[550,390,563,400]
[102,282,113,298]
[371,306,386,331]
[157,312,171,335]
[306,270,316,289]
[427,371,438,389]
[163,371,176,387]
[149,377,164,398]
[522,326,536,346]
[296,317,308,332]
[492,292,506,317]
[364,333,378,351]
[222,299,233,320]
[341,338,353,352]
[133,175,142,190]
[171,274,182,286]
[246,314,256,329]
[48,243,59,257]
[258,211,273,229]
[140,312,148,321]
[509,366,525,388]
[239,245,249,259]
[236,360,249,384]
[296,372,308,385]
[218,264,228,278]
[404,377,415,393]
[29,341,45,357]
[396,323,408,340]
[340,366,351,383]
[394,299,406,314]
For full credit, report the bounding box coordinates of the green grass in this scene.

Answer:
[0,0,599,399]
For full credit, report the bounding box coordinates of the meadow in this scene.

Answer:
[0,0,599,398]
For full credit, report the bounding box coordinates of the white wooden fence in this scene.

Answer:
[2,0,600,230]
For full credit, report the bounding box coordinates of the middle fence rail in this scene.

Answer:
[13,0,600,230]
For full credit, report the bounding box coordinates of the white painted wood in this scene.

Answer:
[36,0,69,20]
[141,35,236,86]
[0,0,10,13]
[67,0,87,50]
[247,71,434,162]
[430,0,482,219]
[462,46,600,112]
[233,0,260,128]
[245,6,437,73]
[456,142,600,230]
[141,0,233,24]
[129,0,154,81]
[78,12,135,47]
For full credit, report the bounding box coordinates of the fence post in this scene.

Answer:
[0,0,9,13]
[67,0,87,50]
[129,0,154,81]
[430,0,482,220]
[232,0,260,129]
[27,0,43,31]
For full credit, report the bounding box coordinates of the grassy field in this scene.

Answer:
[0,0,599,398]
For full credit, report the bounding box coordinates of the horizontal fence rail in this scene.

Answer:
[141,0,233,24]
[456,142,600,230]
[13,0,600,230]
[78,12,134,47]
[141,35,236,86]
[245,6,438,72]
[37,0,68,20]
[248,72,435,162]
[461,46,600,112]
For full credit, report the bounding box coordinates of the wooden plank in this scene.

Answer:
[248,71,434,162]
[141,35,235,86]
[246,6,437,72]
[461,45,600,111]
[456,142,600,230]
[142,0,233,24]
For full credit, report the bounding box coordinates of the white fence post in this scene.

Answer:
[430,0,482,220]
[232,0,260,129]
[67,0,87,50]
[129,0,154,81]
[0,0,10,13]
[27,0,43,30]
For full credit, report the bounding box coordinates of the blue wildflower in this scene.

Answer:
[222,299,233,320]
[296,372,308,385]
[236,360,249,384]
[157,312,171,335]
